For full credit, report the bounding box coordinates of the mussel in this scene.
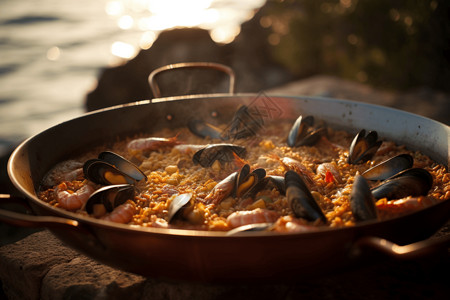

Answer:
[285,170,327,222]
[287,115,326,147]
[85,184,136,217]
[193,144,247,167]
[371,168,433,200]
[188,119,226,140]
[226,222,274,235]
[348,129,382,164]
[362,154,413,181]
[203,164,267,204]
[83,151,146,185]
[350,175,378,222]
[226,105,264,140]
[167,193,205,225]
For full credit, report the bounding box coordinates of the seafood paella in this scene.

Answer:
[38,105,450,233]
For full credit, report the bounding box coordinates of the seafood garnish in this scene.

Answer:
[285,170,327,223]
[226,208,279,229]
[127,136,180,152]
[350,175,378,222]
[362,154,413,181]
[193,144,246,167]
[226,105,263,140]
[348,129,382,164]
[85,184,136,217]
[55,182,95,211]
[168,193,192,223]
[83,151,146,185]
[101,202,136,224]
[188,119,226,140]
[287,115,326,147]
[371,168,433,200]
[226,222,274,235]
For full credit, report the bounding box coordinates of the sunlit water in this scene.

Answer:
[0,0,264,155]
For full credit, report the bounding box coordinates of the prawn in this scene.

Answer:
[127,135,180,152]
[203,172,237,205]
[316,162,341,184]
[267,154,315,187]
[173,144,205,154]
[42,160,83,187]
[376,196,437,217]
[101,202,136,224]
[272,215,319,233]
[226,208,279,229]
[55,182,95,211]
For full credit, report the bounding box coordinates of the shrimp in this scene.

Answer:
[272,215,319,233]
[55,181,95,211]
[127,135,180,152]
[267,154,315,187]
[226,208,279,229]
[173,144,205,154]
[316,162,341,183]
[101,202,136,224]
[376,196,437,217]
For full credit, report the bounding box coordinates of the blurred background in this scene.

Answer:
[0,0,449,243]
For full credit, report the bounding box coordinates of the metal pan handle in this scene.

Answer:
[351,235,450,260]
[0,194,79,229]
[148,62,235,98]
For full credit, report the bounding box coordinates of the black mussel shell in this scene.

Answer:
[265,175,286,195]
[371,168,433,200]
[287,115,325,147]
[362,154,413,181]
[188,119,226,140]
[226,105,264,140]
[350,175,378,222]
[285,170,327,222]
[168,193,193,223]
[235,167,267,199]
[98,151,146,181]
[84,151,146,185]
[348,130,382,164]
[85,184,135,216]
[193,144,247,167]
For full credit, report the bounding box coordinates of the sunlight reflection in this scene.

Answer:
[111,41,136,59]
[106,0,266,58]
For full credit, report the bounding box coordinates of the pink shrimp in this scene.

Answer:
[55,182,95,211]
[101,202,136,224]
[268,154,315,187]
[376,196,437,217]
[272,215,319,233]
[173,144,205,154]
[42,160,83,187]
[316,162,341,183]
[226,208,279,229]
[127,135,180,152]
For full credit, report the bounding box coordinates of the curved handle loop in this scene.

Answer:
[351,235,450,260]
[148,62,235,98]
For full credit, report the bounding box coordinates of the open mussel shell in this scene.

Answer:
[226,222,274,236]
[287,115,325,147]
[348,129,382,164]
[285,170,327,223]
[168,193,193,223]
[264,175,286,195]
[193,144,247,167]
[83,151,146,185]
[362,154,413,181]
[85,184,135,216]
[371,168,433,200]
[188,119,226,140]
[235,167,267,198]
[350,175,378,222]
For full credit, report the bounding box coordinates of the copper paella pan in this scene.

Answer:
[1,63,449,282]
